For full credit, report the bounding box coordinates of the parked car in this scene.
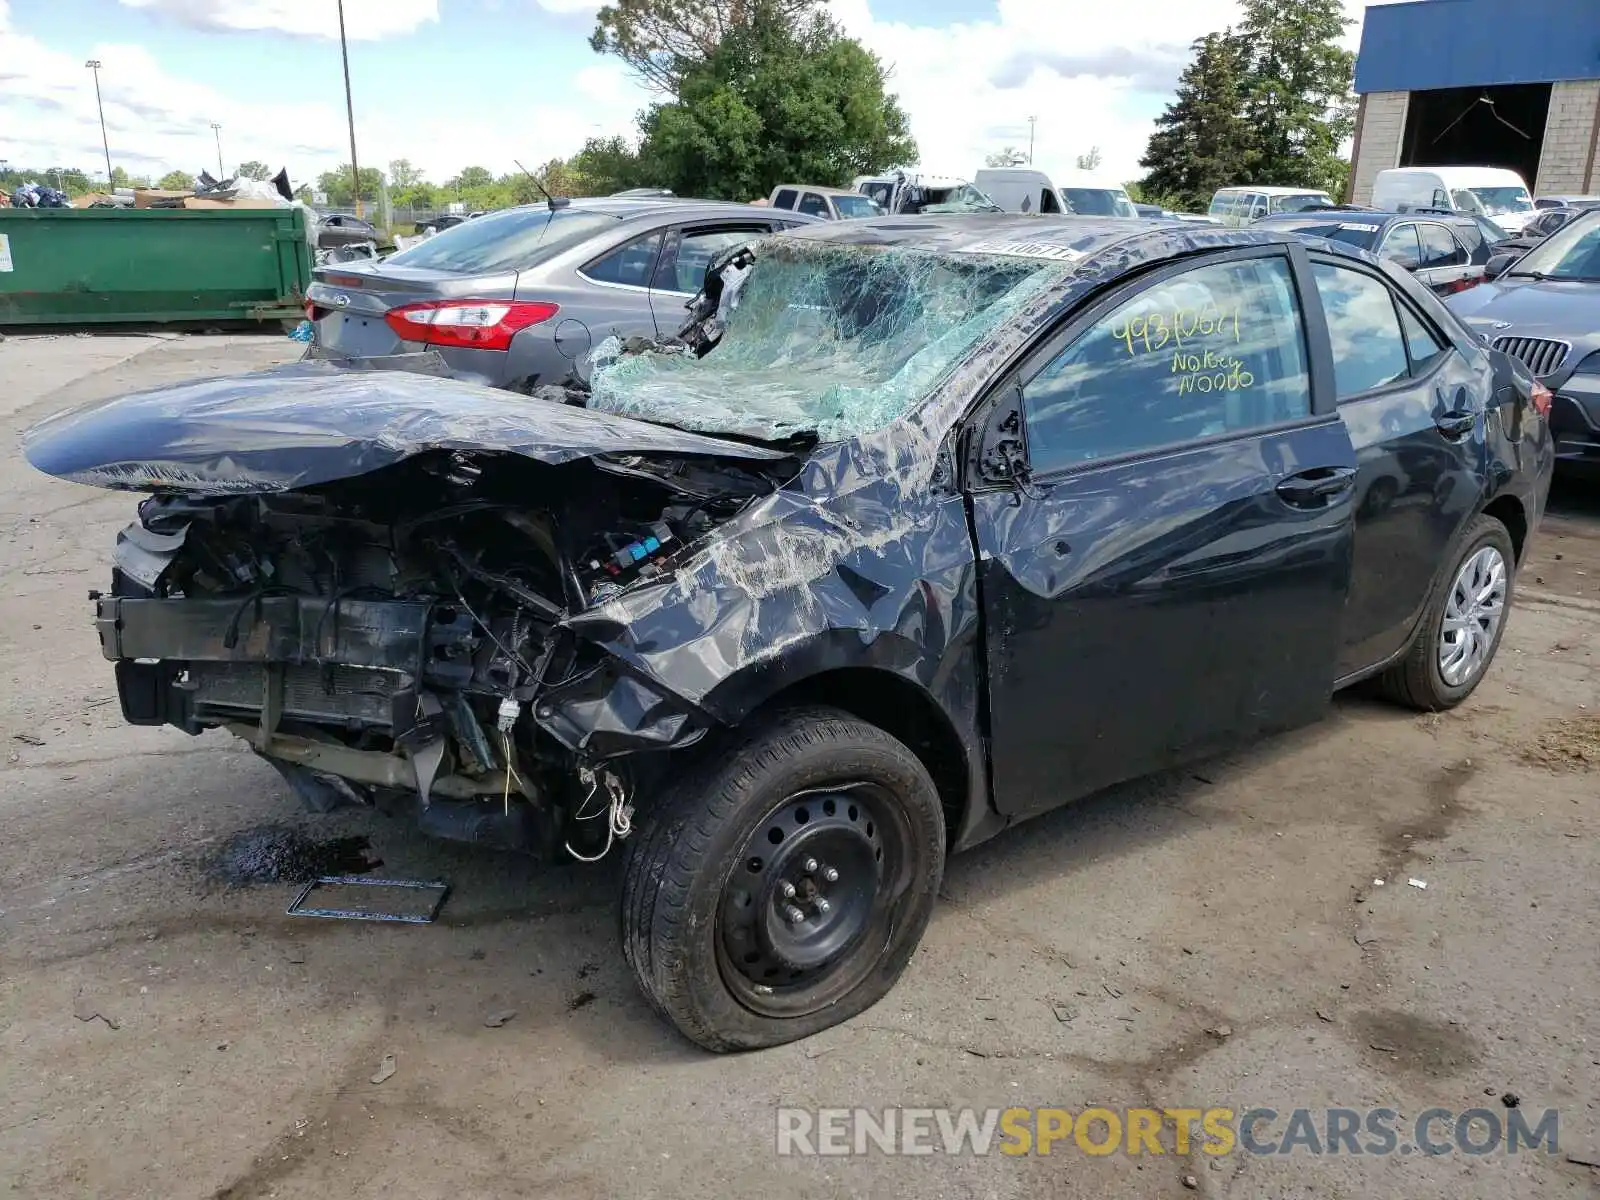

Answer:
[1133,202,1164,219]
[1371,166,1537,235]
[1208,186,1335,226]
[852,172,999,214]
[975,167,1138,217]
[1253,209,1499,295]
[767,185,884,220]
[1522,206,1584,240]
[26,215,1552,1052]
[612,188,675,198]
[315,213,391,251]
[1534,194,1600,210]
[1448,207,1600,464]
[306,197,819,390]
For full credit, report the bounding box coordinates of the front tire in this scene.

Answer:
[1381,515,1515,710]
[620,706,945,1052]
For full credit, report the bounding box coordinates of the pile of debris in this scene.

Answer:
[77,167,300,212]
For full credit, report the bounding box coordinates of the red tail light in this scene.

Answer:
[1441,276,1480,295]
[1529,380,1552,417]
[384,300,559,351]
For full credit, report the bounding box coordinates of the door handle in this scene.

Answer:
[1275,466,1356,508]
[1435,410,1476,439]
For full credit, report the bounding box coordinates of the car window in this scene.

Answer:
[387,208,618,272]
[832,194,883,218]
[860,182,892,209]
[658,227,765,293]
[1379,224,1422,268]
[1432,188,1450,207]
[772,189,798,210]
[1311,262,1410,398]
[1399,305,1449,374]
[1022,255,1311,472]
[582,231,663,288]
[797,193,829,217]
[1039,188,1061,214]
[1419,224,1467,268]
[1208,193,1230,215]
[1452,221,1485,259]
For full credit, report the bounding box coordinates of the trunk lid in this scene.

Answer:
[308,262,521,358]
[24,362,787,495]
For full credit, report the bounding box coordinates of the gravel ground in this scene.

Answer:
[0,333,1596,1199]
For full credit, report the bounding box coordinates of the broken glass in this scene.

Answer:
[586,239,1071,443]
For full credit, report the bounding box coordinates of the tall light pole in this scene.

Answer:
[336,0,362,217]
[210,122,224,178]
[1027,116,1037,165]
[85,59,113,184]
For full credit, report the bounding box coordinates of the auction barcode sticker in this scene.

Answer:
[0,234,12,272]
[954,238,1082,262]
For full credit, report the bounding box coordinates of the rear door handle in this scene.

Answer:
[1275,466,1356,508]
[1435,410,1477,439]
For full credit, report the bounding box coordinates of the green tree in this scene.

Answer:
[1235,0,1356,192]
[570,136,652,194]
[456,166,495,190]
[590,0,818,92]
[618,0,916,200]
[1138,32,1254,212]
[157,170,196,191]
[316,166,385,206]
[985,147,1027,167]
[235,160,270,181]
[109,166,150,189]
[388,158,425,190]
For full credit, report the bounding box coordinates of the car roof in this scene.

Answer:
[1379,166,1526,184]
[1257,209,1476,226]
[776,213,1371,270]
[1214,185,1333,196]
[771,185,863,197]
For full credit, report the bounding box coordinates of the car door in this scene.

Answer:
[1306,256,1489,678]
[567,229,665,373]
[966,245,1359,818]
[647,221,779,335]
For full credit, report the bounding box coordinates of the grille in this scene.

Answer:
[1492,335,1570,378]
[190,662,399,724]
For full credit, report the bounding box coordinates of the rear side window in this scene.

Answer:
[1380,224,1422,268]
[1022,255,1311,472]
[1419,224,1467,267]
[583,231,662,287]
[1209,193,1233,215]
[1311,262,1409,397]
[1452,221,1486,259]
[385,208,617,273]
[1432,188,1450,207]
[1400,306,1449,374]
[657,227,764,293]
[798,193,829,217]
[773,189,798,210]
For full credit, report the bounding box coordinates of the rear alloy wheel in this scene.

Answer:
[620,706,944,1051]
[1382,515,1516,710]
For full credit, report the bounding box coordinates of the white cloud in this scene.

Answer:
[116,0,440,40]
[830,0,1369,184]
[2,0,1371,195]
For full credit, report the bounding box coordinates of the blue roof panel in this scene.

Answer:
[1355,0,1600,93]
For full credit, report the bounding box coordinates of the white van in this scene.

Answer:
[1207,186,1335,226]
[973,167,1139,218]
[852,172,995,214]
[1369,166,1536,234]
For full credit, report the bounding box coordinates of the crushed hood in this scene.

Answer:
[23,361,786,495]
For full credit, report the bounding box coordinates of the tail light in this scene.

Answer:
[1529,380,1552,417]
[1440,276,1480,295]
[384,300,558,351]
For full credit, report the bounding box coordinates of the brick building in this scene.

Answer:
[1349,0,1600,203]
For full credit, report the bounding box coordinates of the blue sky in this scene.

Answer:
[0,0,1370,190]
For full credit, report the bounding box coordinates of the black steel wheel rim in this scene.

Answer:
[717,783,908,1018]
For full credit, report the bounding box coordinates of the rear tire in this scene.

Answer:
[1381,515,1515,711]
[620,706,944,1052]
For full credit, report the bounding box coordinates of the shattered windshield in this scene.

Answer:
[587,239,1070,442]
[1453,187,1533,217]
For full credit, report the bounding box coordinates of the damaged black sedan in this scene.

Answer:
[26,215,1553,1051]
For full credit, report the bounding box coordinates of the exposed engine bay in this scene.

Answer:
[96,446,796,857]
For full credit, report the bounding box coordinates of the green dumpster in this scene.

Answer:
[0,206,313,327]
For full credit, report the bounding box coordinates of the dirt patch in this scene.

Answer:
[1519,715,1600,771]
[200,823,380,887]
[1349,1009,1483,1078]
